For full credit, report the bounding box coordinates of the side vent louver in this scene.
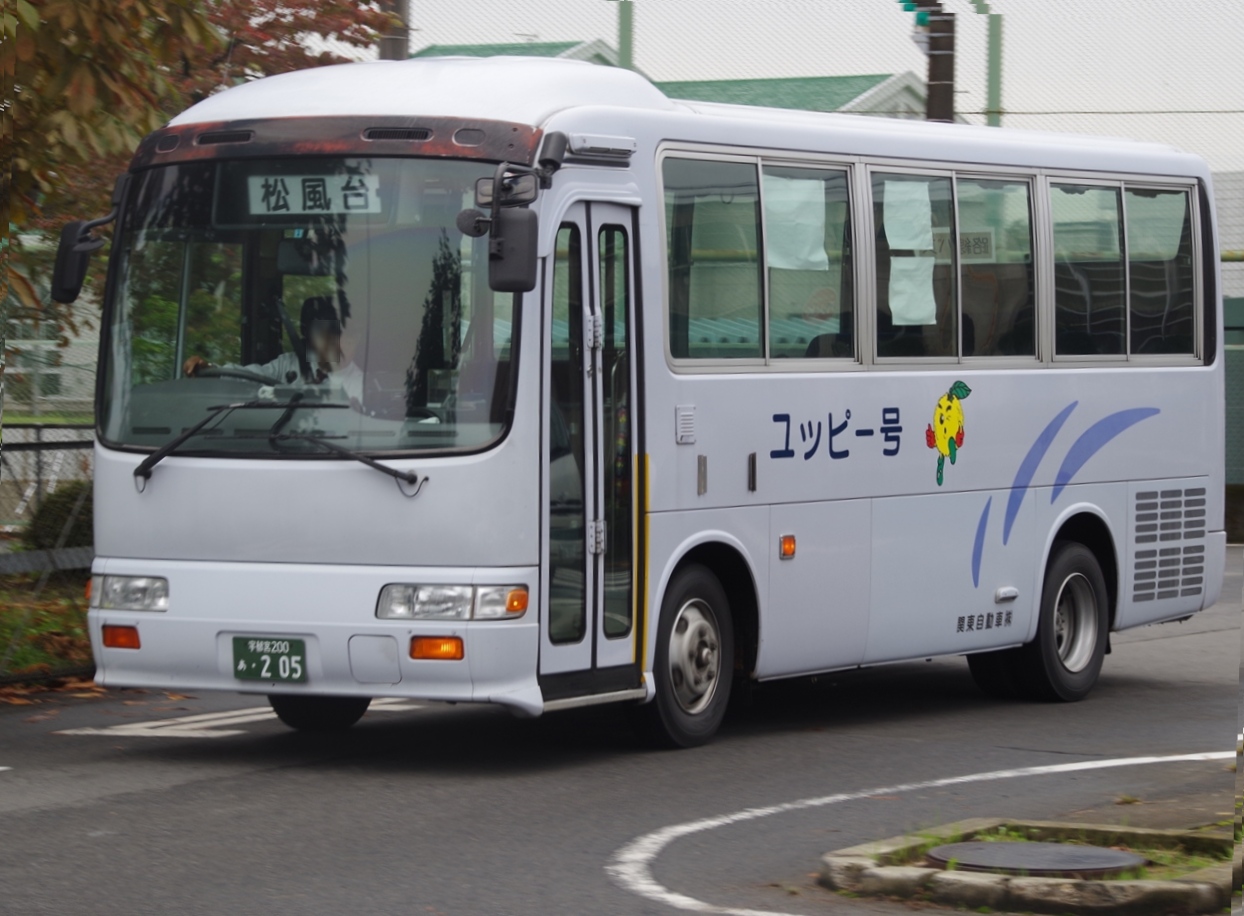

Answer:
[364,127,432,141]
[1131,488,1206,603]
[196,130,254,146]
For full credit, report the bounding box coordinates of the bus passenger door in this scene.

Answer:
[539,203,642,699]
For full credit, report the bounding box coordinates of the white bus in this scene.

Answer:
[54,58,1226,747]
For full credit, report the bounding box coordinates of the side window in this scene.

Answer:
[957,178,1035,357]
[1051,184,1125,356]
[763,166,854,359]
[663,158,764,360]
[872,173,958,358]
[1126,188,1195,354]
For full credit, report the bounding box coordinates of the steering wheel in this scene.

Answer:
[195,367,283,385]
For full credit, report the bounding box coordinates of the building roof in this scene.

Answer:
[409,38,618,67]
[654,74,893,112]
[411,41,580,60]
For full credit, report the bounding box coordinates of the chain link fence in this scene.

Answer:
[0,425,95,681]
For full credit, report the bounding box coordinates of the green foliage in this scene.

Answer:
[21,480,93,551]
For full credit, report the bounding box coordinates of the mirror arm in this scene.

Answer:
[71,209,119,253]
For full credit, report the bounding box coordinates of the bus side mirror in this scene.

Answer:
[488,207,539,293]
[50,221,104,304]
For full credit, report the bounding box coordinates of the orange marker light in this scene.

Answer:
[779,534,797,560]
[102,625,141,650]
[85,578,92,602]
[410,636,464,661]
[506,589,529,614]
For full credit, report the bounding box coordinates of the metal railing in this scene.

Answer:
[1,424,95,577]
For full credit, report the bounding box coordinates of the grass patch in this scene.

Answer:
[0,573,93,677]
[971,824,1230,881]
[1227,485,1244,543]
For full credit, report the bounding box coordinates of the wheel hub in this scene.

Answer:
[668,599,721,715]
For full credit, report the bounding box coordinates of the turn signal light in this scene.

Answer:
[102,625,141,650]
[410,636,464,661]
[779,534,797,560]
[506,589,529,613]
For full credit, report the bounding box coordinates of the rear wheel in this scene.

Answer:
[1014,541,1109,701]
[269,694,371,732]
[637,565,734,748]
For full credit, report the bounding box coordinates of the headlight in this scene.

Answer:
[377,585,528,621]
[94,576,169,612]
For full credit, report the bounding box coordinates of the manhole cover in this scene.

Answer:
[926,841,1147,879]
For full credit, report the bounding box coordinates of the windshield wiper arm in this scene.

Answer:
[272,433,427,498]
[133,402,246,487]
[133,399,350,487]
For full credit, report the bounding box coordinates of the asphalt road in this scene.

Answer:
[2,549,1239,916]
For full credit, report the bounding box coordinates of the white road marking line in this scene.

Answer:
[0,767,10,774]
[607,750,1235,916]
[54,697,422,739]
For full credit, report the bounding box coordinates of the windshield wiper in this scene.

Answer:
[133,399,348,488]
[270,433,427,498]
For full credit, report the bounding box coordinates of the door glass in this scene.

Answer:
[549,225,587,644]
[599,226,633,639]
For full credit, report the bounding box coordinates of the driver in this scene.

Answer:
[183,297,364,404]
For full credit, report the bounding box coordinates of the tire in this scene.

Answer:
[1014,541,1109,702]
[269,694,371,732]
[967,648,1021,700]
[637,564,734,748]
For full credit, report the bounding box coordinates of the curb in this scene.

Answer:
[818,818,1233,916]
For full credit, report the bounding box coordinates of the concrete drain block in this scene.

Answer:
[818,818,1233,916]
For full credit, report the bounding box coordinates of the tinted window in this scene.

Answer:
[1052,184,1125,356]
[763,166,854,360]
[664,158,764,359]
[957,178,1035,357]
[873,173,958,358]
[1127,188,1195,354]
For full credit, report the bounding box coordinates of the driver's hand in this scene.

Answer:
[183,355,209,377]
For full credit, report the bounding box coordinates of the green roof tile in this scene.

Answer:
[654,74,894,112]
[410,41,581,60]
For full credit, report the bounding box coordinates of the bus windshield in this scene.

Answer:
[100,157,517,456]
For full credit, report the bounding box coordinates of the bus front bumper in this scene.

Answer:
[87,558,545,717]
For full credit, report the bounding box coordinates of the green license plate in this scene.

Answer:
[233,637,307,683]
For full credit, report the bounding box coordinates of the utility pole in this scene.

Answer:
[897,1,956,123]
[969,1,1003,126]
[378,0,411,61]
[617,0,634,70]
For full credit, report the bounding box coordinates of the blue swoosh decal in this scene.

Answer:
[972,497,992,588]
[1003,402,1078,545]
[1051,408,1161,503]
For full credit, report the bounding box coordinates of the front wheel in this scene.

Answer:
[1014,541,1109,702]
[637,565,734,748]
[269,694,371,732]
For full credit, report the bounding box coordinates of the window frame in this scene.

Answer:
[1042,171,1202,366]
[656,144,1204,375]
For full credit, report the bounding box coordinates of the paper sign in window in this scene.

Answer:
[883,180,933,250]
[762,174,829,271]
[889,257,936,326]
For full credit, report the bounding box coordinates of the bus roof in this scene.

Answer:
[167,57,1207,180]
